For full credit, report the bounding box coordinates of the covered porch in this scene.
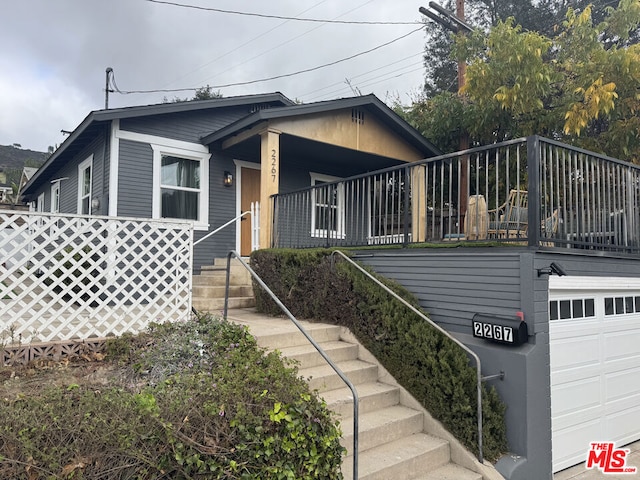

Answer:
[201,96,440,256]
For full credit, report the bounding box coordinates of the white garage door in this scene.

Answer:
[549,276,640,472]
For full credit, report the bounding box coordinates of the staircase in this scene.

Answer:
[192,258,254,312]
[226,309,500,480]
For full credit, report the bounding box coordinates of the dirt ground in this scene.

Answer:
[0,354,125,398]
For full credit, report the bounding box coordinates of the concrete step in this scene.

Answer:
[341,433,450,480]
[192,296,255,312]
[192,285,253,299]
[192,273,251,287]
[412,463,483,480]
[301,359,379,393]
[278,341,359,369]
[321,382,401,420]
[254,325,342,350]
[341,405,424,455]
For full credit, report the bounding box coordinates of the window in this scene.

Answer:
[549,298,595,321]
[152,145,210,228]
[310,173,344,239]
[161,155,200,220]
[605,295,640,316]
[77,156,93,214]
[51,182,60,213]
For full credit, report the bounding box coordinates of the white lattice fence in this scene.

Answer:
[0,210,193,345]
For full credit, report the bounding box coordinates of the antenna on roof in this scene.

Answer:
[105,67,114,109]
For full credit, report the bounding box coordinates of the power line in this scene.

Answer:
[158,1,328,89]
[145,0,420,25]
[111,26,424,95]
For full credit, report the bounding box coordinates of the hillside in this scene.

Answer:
[0,144,46,186]
[0,144,47,170]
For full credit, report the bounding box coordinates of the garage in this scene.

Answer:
[549,276,640,472]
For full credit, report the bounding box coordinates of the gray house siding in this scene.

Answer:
[120,108,254,144]
[29,131,108,216]
[358,249,524,334]
[191,153,237,271]
[117,139,153,219]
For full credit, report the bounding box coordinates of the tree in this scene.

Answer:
[164,85,223,103]
[421,0,626,96]
[404,0,640,162]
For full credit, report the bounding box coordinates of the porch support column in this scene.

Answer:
[411,165,427,243]
[259,129,281,248]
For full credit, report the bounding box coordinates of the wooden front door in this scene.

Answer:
[240,167,261,256]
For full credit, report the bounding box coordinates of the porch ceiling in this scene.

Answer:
[216,132,407,175]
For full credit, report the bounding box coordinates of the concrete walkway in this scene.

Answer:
[554,441,640,479]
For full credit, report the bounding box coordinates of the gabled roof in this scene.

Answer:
[202,94,441,157]
[22,93,295,197]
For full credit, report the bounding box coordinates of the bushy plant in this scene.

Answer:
[0,314,344,479]
[250,248,507,461]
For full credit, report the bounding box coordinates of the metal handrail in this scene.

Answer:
[222,251,360,480]
[193,211,251,248]
[330,250,486,463]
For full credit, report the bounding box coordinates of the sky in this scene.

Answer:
[0,0,436,153]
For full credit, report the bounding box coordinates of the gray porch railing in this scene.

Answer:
[222,251,360,480]
[272,136,640,253]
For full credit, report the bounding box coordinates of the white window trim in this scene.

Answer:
[50,181,60,213]
[36,192,45,212]
[310,172,345,239]
[152,144,210,230]
[77,155,93,215]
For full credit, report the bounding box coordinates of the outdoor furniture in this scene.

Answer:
[487,189,528,239]
[464,195,488,240]
[541,209,559,246]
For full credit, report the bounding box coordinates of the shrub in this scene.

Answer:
[0,314,344,479]
[250,248,507,461]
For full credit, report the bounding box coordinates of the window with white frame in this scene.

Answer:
[77,156,93,214]
[50,181,60,213]
[310,172,345,239]
[152,145,209,227]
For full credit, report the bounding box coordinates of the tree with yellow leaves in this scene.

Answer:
[403,0,640,162]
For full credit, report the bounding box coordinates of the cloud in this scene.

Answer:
[0,0,428,151]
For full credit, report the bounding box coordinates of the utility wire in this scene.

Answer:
[111,26,424,95]
[145,0,420,25]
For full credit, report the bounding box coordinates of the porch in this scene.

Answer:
[271,136,640,254]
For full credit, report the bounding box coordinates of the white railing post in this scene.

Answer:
[251,202,260,252]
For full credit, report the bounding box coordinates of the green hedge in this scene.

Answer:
[0,315,344,479]
[250,248,507,461]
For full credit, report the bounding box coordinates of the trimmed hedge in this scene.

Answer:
[0,314,344,479]
[250,248,507,461]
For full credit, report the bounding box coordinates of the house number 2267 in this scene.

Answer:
[271,149,277,182]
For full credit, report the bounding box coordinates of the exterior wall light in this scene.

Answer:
[223,171,233,187]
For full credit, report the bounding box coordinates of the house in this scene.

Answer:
[21,93,440,271]
[19,92,640,479]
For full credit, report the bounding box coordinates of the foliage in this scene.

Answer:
[408,0,640,162]
[0,314,344,479]
[165,85,223,103]
[250,248,507,461]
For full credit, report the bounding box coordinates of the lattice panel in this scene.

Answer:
[0,210,193,345]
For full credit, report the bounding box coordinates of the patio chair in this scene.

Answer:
[541,209,559,245]
[487,189,528,239]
